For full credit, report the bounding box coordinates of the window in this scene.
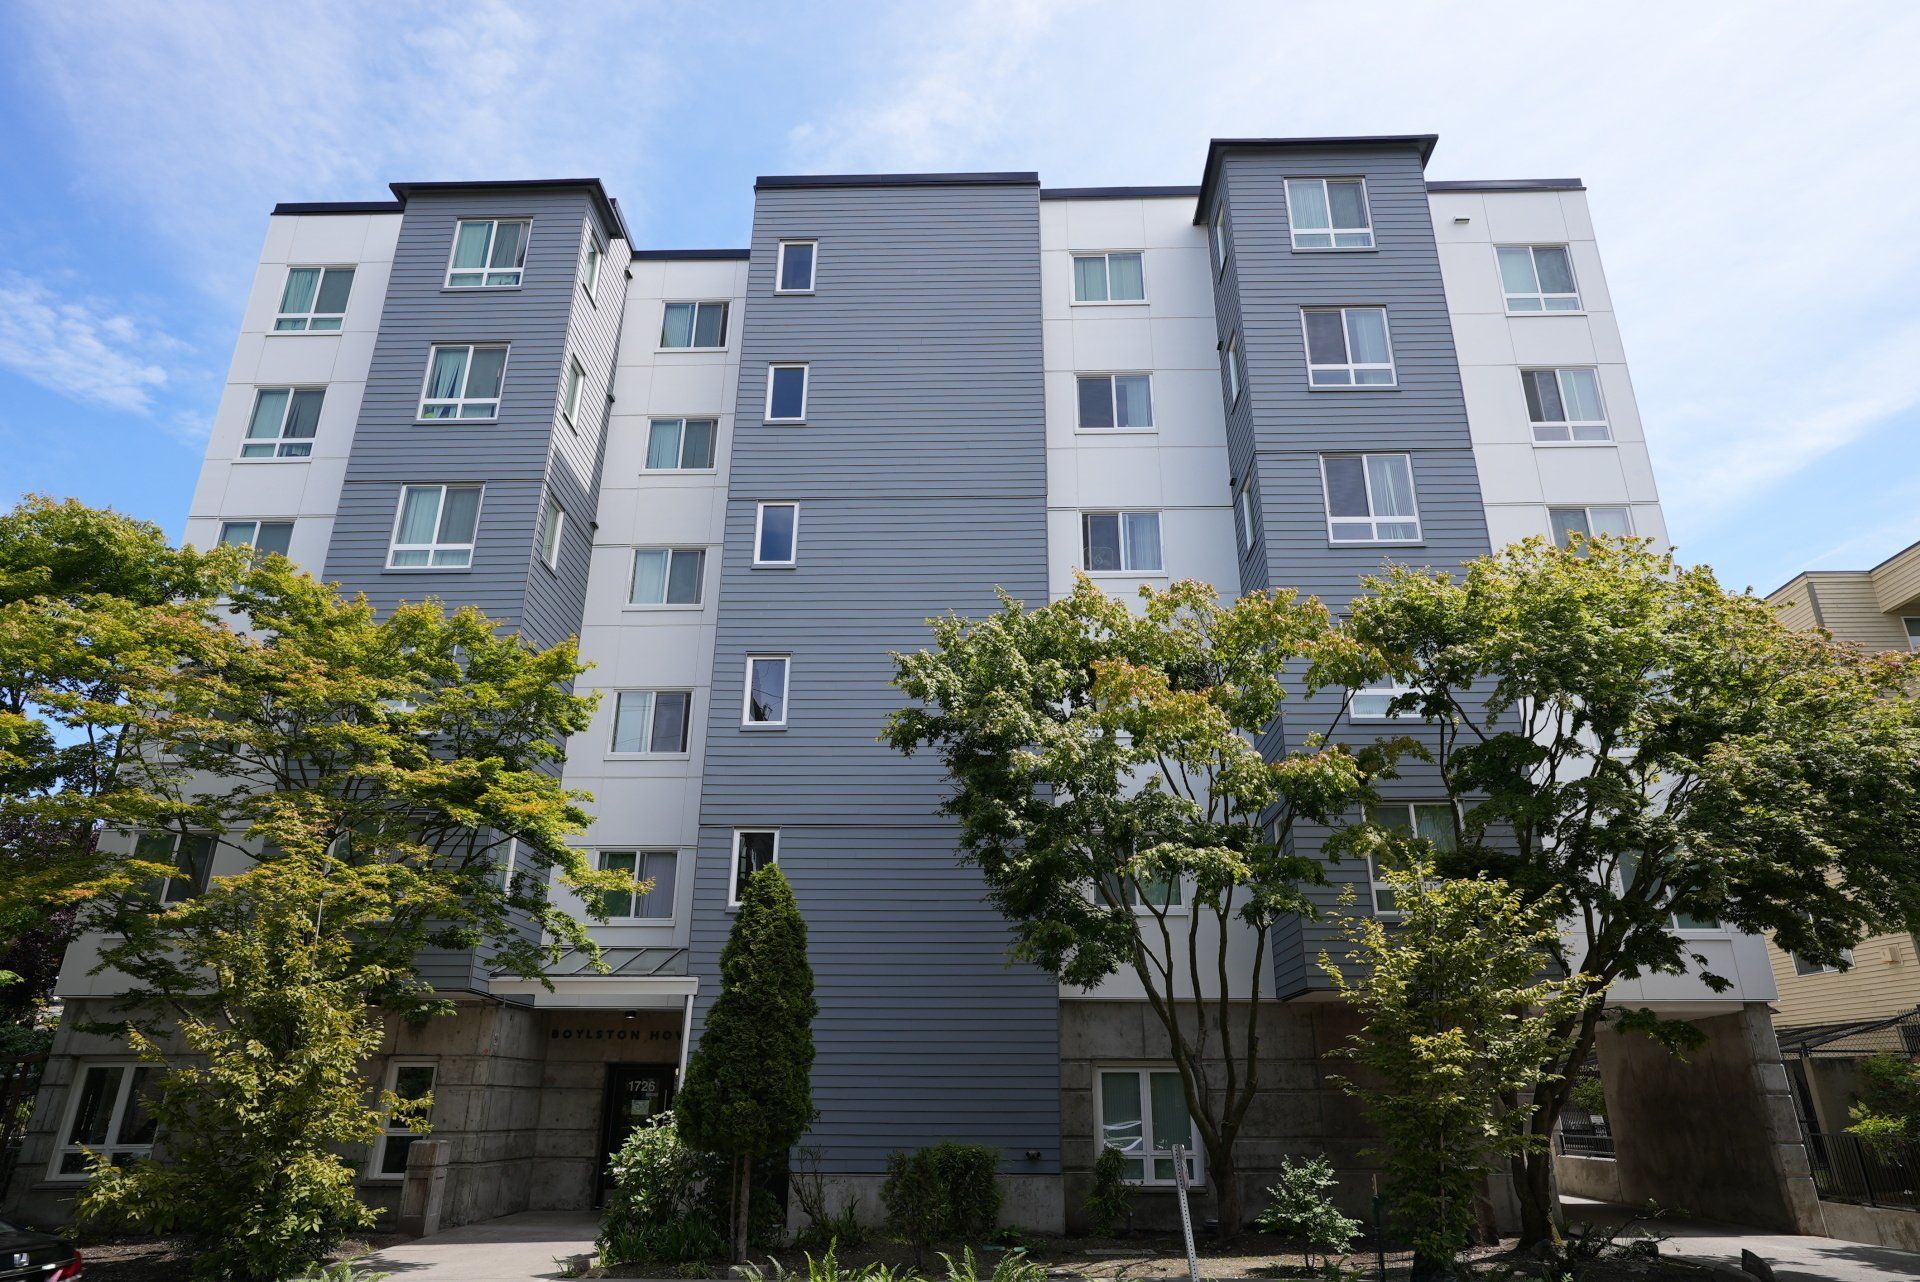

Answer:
[1235,484,1256,555]
[1121,874,1184,911]
[388,484,482,568]
[133,830,214,905]
[51,1064,159,1177]
[218,519,293,559]
[1211,203,1228,275]
[1364,803,1455,915]
[1792,949,1853,977]
[629,548,705,605]
[581,227,603,297]
[372,1063,435,1177]
[1549,506,1632,549]
[1098,1067,1199,1186]
[496,837,517,892]
[1072,252,1145,303]
[274,266,354,331]
[1303,307,1394,386]
[240,387,323,458]
[731,830,778,905]
[1522,368,1609,442]
[1905,618,1920,652]
[1321,454,1420,543]
[538,495,565,570]
[599,850,677,920]
[561,358,585,428]
[1615,852,1719,932]
[777,241,817,293]
[1076,374,1153,430]
[744,655,790,727]
[645,418,718,470]
[660,301,729,350]
[1498,245,1580,312]
[766,364,809,422]
[755,503,798,566]
[1350,682,1419,721]
[1081,511,1163,573]
[1285,178,1373,250]
[447,219,529,288]
[1223,333,1243,405]
[418,344,507,420]
[611,690,692,754]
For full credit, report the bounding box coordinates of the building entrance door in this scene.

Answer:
[597,1063,675,1205]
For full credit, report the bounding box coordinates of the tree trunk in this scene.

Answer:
[1513,1146,1559,1249]
[1212,1149,1241,1239]
[732,1153,753,1263]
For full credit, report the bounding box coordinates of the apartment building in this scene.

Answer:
[9,137,1805,1233]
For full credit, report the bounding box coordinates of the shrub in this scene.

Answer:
[1083,1145,1131,1236]
[882,1142,1002,1262]
[1254,1156,1361,1267]
[597,1112,729,1265]
[939,1245,1044,1282]
[794,1201,867,1253]
[741,1245,913,1282]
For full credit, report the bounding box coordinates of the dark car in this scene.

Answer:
[0,1221,80,1281]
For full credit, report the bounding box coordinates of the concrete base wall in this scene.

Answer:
[797,1173,1064,1234]
[1820,1199,1920,1251]
[1596,1001,1823,1234]
[1554,1153,1622,1203]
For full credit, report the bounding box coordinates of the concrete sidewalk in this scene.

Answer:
[1565,1198,1920,1282]
[359,1210,598,1280]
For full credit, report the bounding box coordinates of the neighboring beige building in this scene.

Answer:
[1765,538,1920,1032]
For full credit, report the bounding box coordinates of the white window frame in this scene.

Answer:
[272,265,355,332]
[580,223,603,300]
[1792,948,1853,977]
[218,519,294,559]
[1349,682,1420,722]
[444,219,530,289]
[1075,372,1154,431]
[729,829,779,907]
[49,1061,159,1180]
[538,495,565,571]
[387,484,483,570]
[497,836,518,893]
[1363,801,1455,916]
[598,848,678,921]
[743,654,791,728]
[1320,453,1421,544]
[1080,511,1164,575]
[1522,367,1611,443]
[1235,484,1256,555]
[1224,333,1243,405]
[1302,306,1396,387]
[609,689,693,756]
[131,828,214,906]
[416,344,509,422]
[1548,506,1633,549]
[561,357,586,430]
[627,547,706,607]
[659,301,730,351]
[765,363,809,423]
[1284,177,1375,250]
[1904,617,1920,652]
[1497,244,1582,313]
[643,417,720,471]
[1211,203,1228,276]
[754,502,800,567]
[776,240,818,294]
[1070,251,1147,305]
[238,386,324,459]
[1095,1066,1203,1188]
[369,1060,436,1179]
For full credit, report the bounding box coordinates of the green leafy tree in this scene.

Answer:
[1845,1052,1920,1148]
[1323,862,1594,1279]
[1253,1155,1361,1268]
[1340,535,1920,1245]
[678,863,817,1262]
[887,576,1395,1234]
[1084,1145,1131,1237]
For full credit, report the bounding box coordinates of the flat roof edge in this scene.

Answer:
[387,178,630,243]
[1193,134,1441,223]
[755,171,1040,191]
[1040,185,1202,201]
[272,200,404,216]
[1427,178,1586,193]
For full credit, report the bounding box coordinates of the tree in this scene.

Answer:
[1845,1052,1920,1148]
[1323,862,1593,1278]
[0,818,86,1025]
[1341,535,1920,1245]
[887,576,1396,1234]
[677,863,817,1262]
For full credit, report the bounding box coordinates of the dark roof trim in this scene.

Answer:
[272,200,404,216]
[755,171,1039,191]
[1427,178,1585,193]
[1041,185,1202,201]
[1192,134,1440,224]
[628,248,751,261]
[387,178,630,243]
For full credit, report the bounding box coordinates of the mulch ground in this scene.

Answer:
[68,1232,405,1282]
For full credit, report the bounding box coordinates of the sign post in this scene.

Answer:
[1171,1145,1201,1282]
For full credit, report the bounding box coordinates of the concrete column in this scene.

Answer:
[399,1139,451,1238]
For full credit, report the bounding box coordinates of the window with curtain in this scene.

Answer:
[274,266,355,331]
[388,484,482,568]
[1097,1067,1200,1186]
[644,418,718,469]
[1071,252,1145,303]
[629,548,705,605]
[755,503,798,565]
[418,344,508,420]
[778,241,817,292]
[731,830,778,904]
[1076,374,1153,429]
[1321,454,1419,542]
[1498,245,1581,312]
[1549,506,1632,549]
[599,850,678,920]
[218,520,293,560]
[744,655,790,726]
[239,387,324,458]
[1302,307,1395,386]
[1081,511,1163,573]
[1285,177,1373,249]
[1522,368,1609,441]
[446,219,529,288]
[660,301,729,349]
[611,690,692,754]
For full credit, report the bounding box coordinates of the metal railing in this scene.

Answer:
[1807,1130,1920,1210]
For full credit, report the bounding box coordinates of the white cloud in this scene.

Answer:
[0,273,171,413]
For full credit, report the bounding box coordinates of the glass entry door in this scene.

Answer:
[597,1064,675,1204]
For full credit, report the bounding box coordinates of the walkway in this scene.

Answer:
[1564,1198,1920,1282]
[359,1210,598,1280]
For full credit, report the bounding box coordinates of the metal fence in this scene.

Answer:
[1807,1130,1920,1210]
[0,1054,47,1195]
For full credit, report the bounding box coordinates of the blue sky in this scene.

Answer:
[3,0,1919,595]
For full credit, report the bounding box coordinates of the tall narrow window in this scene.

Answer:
[611,690,692,754]
[218,519,294,559]
[1235,485,1256,555]
[1905,618,1920,652]
[1321,454,1420,542]
[538,495,565,570]
[446,219,529,288]
[1211,203,1228,274]
[239,387,323,458]
[1223,333,1243,405]
[777,241,817,293]
[580,226,603,297]
[1303,307,1395,386]
[274,266,355,331]
[660,301,729,349]
[1497,245,1581,312]
[51,1064,159,1177]
[731,830,779,905]
[134,830,214,905]
[1522,368,1609,442]
[1076,374,1153,429]
[561,358,585,428]
[645,418,718,470]
[1285,178,1373,249]
[1072,252,1145,303]
[388,484,483,568]
[1081,511,1163,573]
[766,364,809,422]
[744,655,790,727]
[755,503,798,566]
[600,850,678,920]
[418,344,507,420]
[1098,1067,1200,1186]
[1548,506,1632,549]
[373,1063,436,1176]
[1364,802,1455,914]
[629,548,705,605]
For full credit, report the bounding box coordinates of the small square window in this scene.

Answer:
[447,219,529,289]
[1548,507,1632,549]
[611,690,692,754]
[388,484,483,568]
[766,364,809,422]
[731,830,778,905]
[744,655,790,727]
[1071,252,1145,303]
[418,345,508,421]
[1303,307,1395,386]
[1498,245,1581,312]
[755,503,798,566]
[1285,178,1374,250]
[1076,374,1153,430]
[644,418,718,470]
[538,495,565,570]
[777,241,817,293]
[599,849,677,920]
[1081,511,1163,574]
[661,301,729,350]
[1321,454,1420,543]
[239,387,323,458]
[629,547,705,605]
[274,266,354,331]
[218,519,294,560]
[1522,369,1610,442]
